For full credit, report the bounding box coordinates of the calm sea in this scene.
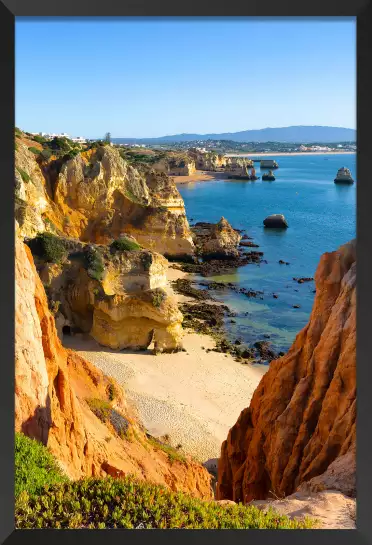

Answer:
[178,153,356,355]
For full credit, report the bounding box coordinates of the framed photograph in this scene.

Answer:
[1,2,371,544]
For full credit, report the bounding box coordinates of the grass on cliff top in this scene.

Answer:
[15,476,315,529]
[15,433,67,498]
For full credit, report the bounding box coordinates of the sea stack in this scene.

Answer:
[334,167,354,184]
[263,214,288,228]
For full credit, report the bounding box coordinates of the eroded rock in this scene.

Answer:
[217,240,356,503]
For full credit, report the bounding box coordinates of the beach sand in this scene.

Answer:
[173,171,229,185]
[64,265,267,463]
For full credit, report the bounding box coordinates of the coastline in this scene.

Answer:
[225,151,355,157]
[173,151,355,184]
[64,264,267,463]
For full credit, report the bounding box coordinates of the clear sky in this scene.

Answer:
[15,17,356,138]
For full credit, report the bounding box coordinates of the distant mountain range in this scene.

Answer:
[112,126,356,144]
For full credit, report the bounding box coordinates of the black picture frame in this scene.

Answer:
[1,3,371,545]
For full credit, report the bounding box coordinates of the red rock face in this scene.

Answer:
[217,240,356,503]
[15,237,212,498]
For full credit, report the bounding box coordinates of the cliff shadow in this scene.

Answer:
[21,394,52,446]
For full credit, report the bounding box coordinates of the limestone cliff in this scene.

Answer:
[15,141,50,237]
[28,236,183,352]
[15,139,194,258]
[217,240,356,503]
[15,235,212,497]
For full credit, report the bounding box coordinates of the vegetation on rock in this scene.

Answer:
[151,288,167,308]
[15,433,67,498]
[15,476,314,529]
[16,167,30,184]
[69,246,105,281]
[110,237,141,252]
[28,232,66,264]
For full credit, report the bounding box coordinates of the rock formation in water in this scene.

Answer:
[217,239,356,503]
[263,214,288,228]
[194,217,242,259]
[27,234,183,352]
[15,231,212,497]
[15,137,194,259]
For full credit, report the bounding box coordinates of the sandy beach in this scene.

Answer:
[173,171,229,184]
[64,265,267,463]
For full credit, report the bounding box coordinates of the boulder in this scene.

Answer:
[263,214,288,228]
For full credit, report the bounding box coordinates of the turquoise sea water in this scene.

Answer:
[178,154,356,354]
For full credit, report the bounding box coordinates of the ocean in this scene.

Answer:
[178,153,356,355]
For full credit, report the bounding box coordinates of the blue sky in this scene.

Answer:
[15,18,356,138]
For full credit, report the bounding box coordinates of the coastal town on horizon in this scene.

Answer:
[21,126,357,157]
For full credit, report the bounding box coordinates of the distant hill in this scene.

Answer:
[112,126,356,144]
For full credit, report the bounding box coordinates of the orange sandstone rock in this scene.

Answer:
[217,240,356,503]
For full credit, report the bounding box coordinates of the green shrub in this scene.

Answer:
[28,147,41,155]
[151,288,166,308]
[28,233,66,264]
[15,476,315,529]
[39,149,52,161]
[15,127,22,137]
[49,136,73,151]
[110,237,141,252]
[15,432,67,498]
[16,167,30,183]
[32,135,47,145]
[62,148,81,161]
[69,246,105,281]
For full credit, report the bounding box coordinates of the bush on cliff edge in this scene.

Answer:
[15,476,315,529]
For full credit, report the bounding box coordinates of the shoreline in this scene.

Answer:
[64,264,267,463]
[173,152,355,184]
[225,151,355,157]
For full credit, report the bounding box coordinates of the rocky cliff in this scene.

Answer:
[15,138,194,258]
[15,233,212,497]
[27,235,183,352]
[217,240,356,503]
